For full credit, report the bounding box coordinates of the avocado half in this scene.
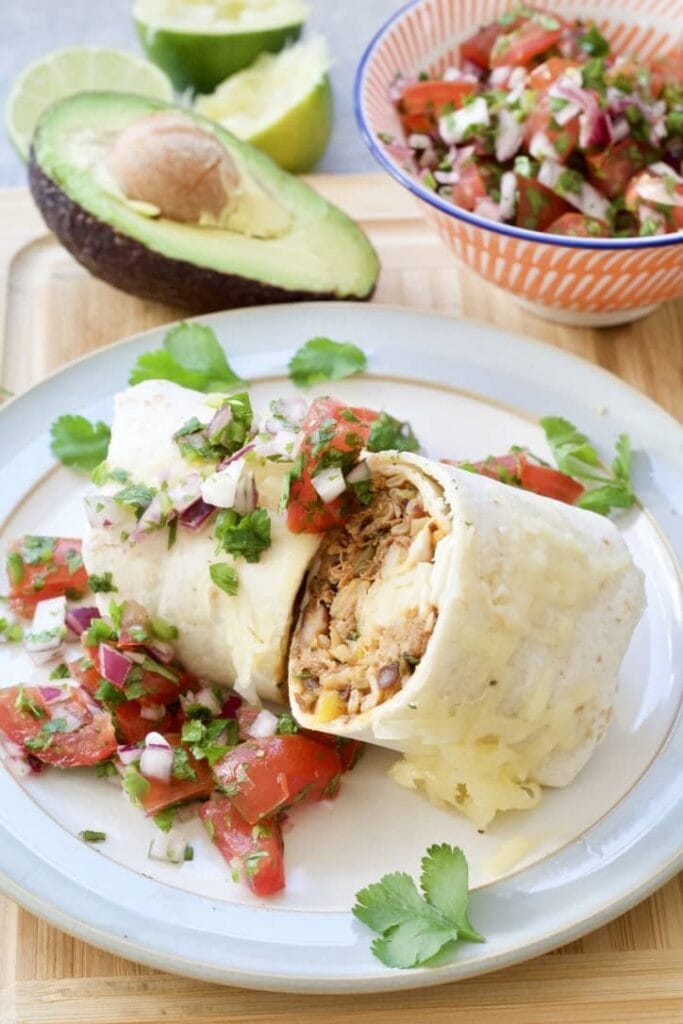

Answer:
[28,93,380,311]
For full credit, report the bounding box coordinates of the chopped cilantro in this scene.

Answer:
[14,686,45,719]
[129,322,245,393]
[276,713,299,735]
[21,536,57,565]
[82,618,117,647]
[25,717,69,751]
[214,507,271,564]
[172,747,197,782]
[540,417,635,515]
[79,830,107,843]
[579,24,609,57]
[49,663,70,680]
[353,844,483,968]
[367,412,420,454]
[149,616,179,641]
[174,393,253,462]
[65,548,83,575]
[50,415,111,474]
[113,483,157,520]
[279,452,304,510]
[6,552,24,587]
[90,463,130,486]
[0,619,23,642]
[209,562,239,596]
[122,764,150,806]
[88,572,117,594]
[153,808,177,833]
[288,337,368,387]
[95,759,118,778]
[95,680,126,708]
[181,717,237,765]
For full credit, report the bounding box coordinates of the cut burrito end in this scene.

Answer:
[289,451,645,829]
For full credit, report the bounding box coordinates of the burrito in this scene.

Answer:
[288,451,645,827]
[82,379,320,704]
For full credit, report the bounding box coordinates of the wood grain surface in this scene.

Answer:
[0,175,681,1024]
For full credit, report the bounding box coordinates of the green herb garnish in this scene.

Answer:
[540,417,635,515]
[214,507,271,564]
[289,337,368,388]
[367,412,420,453]
[171,747,197,782]
[353,844,483,969]
[88,572,117,594]
[209,562,239,596]
[129,322,245,393]
[50,415,111,474]
[79,830,107,843]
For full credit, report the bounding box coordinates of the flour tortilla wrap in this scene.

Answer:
[289,451,645,826]
[82,380,320,704]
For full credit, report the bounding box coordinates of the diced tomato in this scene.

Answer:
[624,172,683,232]
[527,57,580,92]
[515,175,572,231]
[0,685,117,767]
[649,46,683,94]
[300,730,364,772]
[213,734,342,824]
[70,641,191,708]
[451,161,488,211]
[443,451,583,504]
[518,461,584,503]
[523,95,579,162]
[7,537,88,618]
[200,796,285,897]
[490,14,566,69]
[460,23,507,69]
[586,138,652,199]
[114,700,180,745]
[546,212,610,237]
[138,735,214,815]
[286,397,378,534]
[399,80,476,135]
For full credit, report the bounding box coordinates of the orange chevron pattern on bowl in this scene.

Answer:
[355,0,683,325]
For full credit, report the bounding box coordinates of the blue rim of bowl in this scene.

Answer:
[353,0,683,253]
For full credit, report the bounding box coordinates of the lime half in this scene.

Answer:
[196,35,332,173]
[5,46,174,161]
[133,0,309,94]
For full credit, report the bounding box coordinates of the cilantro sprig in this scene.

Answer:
[353,844,483,969]
[50,415,111,474]
[129,322,245,393]
[540,417,635,516]
[289,337,368,388]
[214,507,271,564]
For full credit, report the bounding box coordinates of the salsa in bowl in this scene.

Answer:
[355,0,683,325]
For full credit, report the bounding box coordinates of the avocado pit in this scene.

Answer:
[106,110,240,224]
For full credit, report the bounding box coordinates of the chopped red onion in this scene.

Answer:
[218,442,256,469]
[39,685,68,705]
[254,429,298,459]
[530,130,560,162]
[433,169,460,185]
[247,709,278,738]
[488,65,512,88]
[636,176,683,207]
[143,639,175,665]
[140,703,166,721]
[346,459,371,484]
[388,75,417,102]
[538,160,610,222]
[182,686,222,716]
[611,115,630,142]
[65,606,100,637]
[648,162,683,185]
[0,738,31,779]
[221,693,242,718]
[201,459,245,508]
[140,732,173,783]
[474,196,503,222]
[167,473,203,514]
[84,494,130,530]
[25,597,67,664]
[553,99,581,126]
[99,644,132,688]
[56,704,86,734]
[384,140,415,164]
[233,471,258,515]
[440,95,489,146]
[407,132,431,149]
[206,404,233,442]
[460,59,485,80]
[495,106,524,162]
[499,171,518,220]
[179,498,216,531]
[311,466,346,503]
[117,743,142,765]
[637,204,668,232]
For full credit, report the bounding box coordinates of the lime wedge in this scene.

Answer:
[195,35,332,173]
[5,46,174,161]
[133,0,309,94]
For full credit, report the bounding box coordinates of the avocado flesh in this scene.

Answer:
[29,92,379,310]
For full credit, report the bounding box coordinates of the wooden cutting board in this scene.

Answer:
[0,174,682,1024]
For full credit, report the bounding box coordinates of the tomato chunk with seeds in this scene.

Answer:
[0,685,116,767]
[515,175,572,231]
[490,14,566,68]
[135,735,214,815]
[444,452,584,505]
[213,734,342,824]
[7,537,88,618]
[399,80,476,134]
[286,397,378,534]
[585,138,653,200]
[546,213,610,237]
[200,796,285,897]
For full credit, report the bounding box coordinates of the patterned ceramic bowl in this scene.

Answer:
[354,0,683,326]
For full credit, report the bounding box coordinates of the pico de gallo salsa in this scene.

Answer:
[385,4,683,237]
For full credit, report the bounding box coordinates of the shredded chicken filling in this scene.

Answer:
[291,473,444,719]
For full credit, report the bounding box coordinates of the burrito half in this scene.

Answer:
[82,380,320,703]
[288,451,645,827]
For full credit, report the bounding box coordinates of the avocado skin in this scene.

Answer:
[29,156,367,311]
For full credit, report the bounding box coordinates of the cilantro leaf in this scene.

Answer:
[209,562,239,596]
[353,845,483,970]
[129,322,244,393]
[371,917,459,970]
[214,507,271,564]
[420,843,484,942]
[367,412,420,454]
[353,872,428,933]
[540,417,635,516]
[288,337,368,388]
[50,415,111,473]
[88,572,117,594]
[79,830,107,843]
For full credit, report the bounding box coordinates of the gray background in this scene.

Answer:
[1,0,402,186]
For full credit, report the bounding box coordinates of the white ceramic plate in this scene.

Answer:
[0,303,681,993]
